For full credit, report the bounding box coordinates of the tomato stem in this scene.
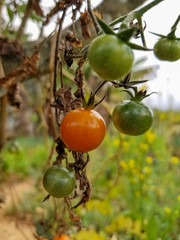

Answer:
[171,14,180,32]
[108,0,164,28]
[137,17,147,48]
[93,80,107,96]
[134,0,164,19]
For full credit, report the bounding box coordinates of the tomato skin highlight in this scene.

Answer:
[88,34,134,80]
[43,165,75,198]
[60,108,106,152]
[154,38,180,61]
[112,100,153,136]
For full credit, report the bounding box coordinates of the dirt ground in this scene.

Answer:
[0,178,37,240]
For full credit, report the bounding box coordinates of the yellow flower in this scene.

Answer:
[72,229,105,240]
[122,141,129,151]
[164,206,171,214]
[177,194,180,201]
[120,161,128,171]
[160,112,166,120]
[113,138,120,147]
[128,159,135,169]
[139,143,149,151]
[170,156,179,165]
[145,156,153,164]
[145,131,156,143]
[86,200,112,215]
[143,166,152,174]
[138,173,146,180]
[105,215,133,233]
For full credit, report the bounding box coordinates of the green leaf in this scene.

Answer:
[7,6,13,22]
[127,42,152,51]
[149,31,166,38]
[31,13,43,22]
[120,89,135,100]
[96,17,115,35]
[116,27,135,42]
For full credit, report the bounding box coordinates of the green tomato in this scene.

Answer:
[154,38,180,61]
[88,34,134,81]
[43,165,75,198]
[112,100,153,136]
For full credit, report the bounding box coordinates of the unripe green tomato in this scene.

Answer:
[88,34,134,80]
[154,38,180,61]
[112,100,153,136]
[43,165,75,198]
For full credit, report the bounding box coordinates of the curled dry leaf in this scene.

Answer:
[0,50,40,87]
[61,31,82,67]
[44,0,83,26]
[80,10,91,39]
[0,37,23,60]
[7,83,22,108]
[80,9,103,39]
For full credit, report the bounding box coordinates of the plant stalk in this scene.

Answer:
[16,0,33,42]
[171,14,180,31]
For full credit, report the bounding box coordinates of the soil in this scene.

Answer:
[0,178,37,240]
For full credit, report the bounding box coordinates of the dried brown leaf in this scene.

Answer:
[92,9,103,20]
[80,10,91,39]
[0,38,23,60]
[0,50,40,87]
[7,83,22,108]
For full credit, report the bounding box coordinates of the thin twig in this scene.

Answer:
[171,14,180,31]
[16,0,33,42]
[87,0,100,34]
[137,17,147,47]
[53,9,67,98]
[93,80,107,95]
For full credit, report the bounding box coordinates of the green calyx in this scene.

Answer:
[96,17,152,51]
[81,81,107,110]
[121,89,156,102]
[150,14,180,40]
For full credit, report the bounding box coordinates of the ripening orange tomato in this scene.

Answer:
[60,108,106,152]
[52,234,71,240]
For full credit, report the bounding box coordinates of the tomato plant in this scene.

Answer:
[60,108,106,152]
[43,165,75,198]
[112,100,153,136]
[88,34,134,81]
[154,38,180,61]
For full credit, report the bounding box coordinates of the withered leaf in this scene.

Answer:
[80,10,91,39]
[7,83,22,108]
[92,9,103,20]
[0,50,40,87]
[0,38,23,60]
[65,31,82,49]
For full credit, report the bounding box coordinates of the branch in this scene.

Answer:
[16,0,33,42]
[87,0,100,34]
[53,9,67,98]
